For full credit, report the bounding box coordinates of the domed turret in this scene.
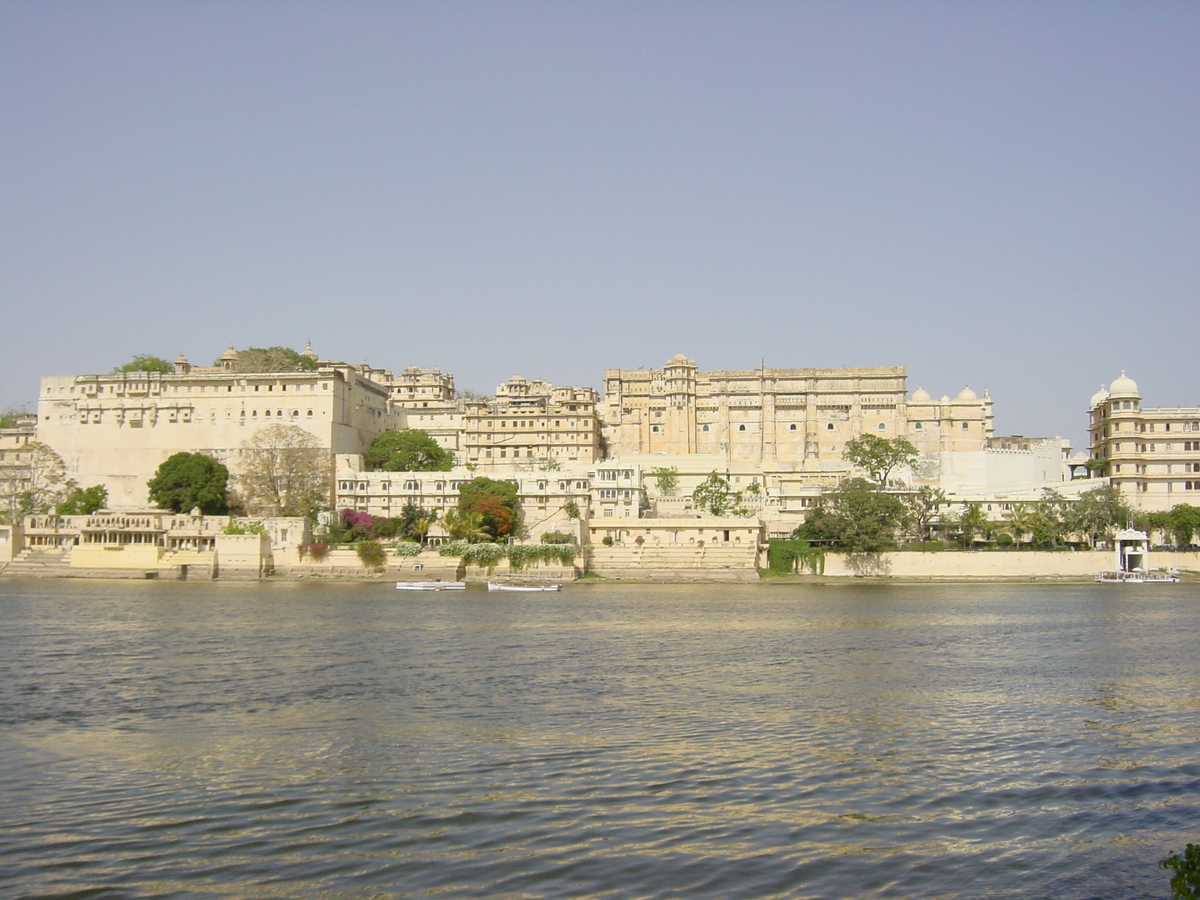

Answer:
[218,345,240,371]
[301,340,318,361]
[1108,371,1140,399]
[956,387,978,402]
[911,388,931,403]
[1089,385,1110,409]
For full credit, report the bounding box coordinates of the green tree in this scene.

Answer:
[221,346,318,373]
[1164,504,1200,546]
[954,502,988,548]
[842,434,919,486]
[692,472,739,516]
[148,453,230,514]
[649,466,679,495]
[365,429,454,471]
[795,478,909,553]
[113,354,174,373]
[397,503,438,542]
[1065,484,1132,548]
[563,500,581,520]
[905,486,947,542]
[0,404,29,429]
[237,425,331,517]
[56,484,108,515]
[1161,844,1200,900]
[355,539,387,568]
[457,477,519,540]
[1002,502,1037,547]
[441,508,491,543]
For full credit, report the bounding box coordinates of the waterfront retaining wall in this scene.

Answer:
[820,550,1200,579]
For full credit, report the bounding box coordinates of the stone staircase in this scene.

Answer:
[2,547,72,576]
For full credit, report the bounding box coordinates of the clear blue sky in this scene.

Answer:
[3,1,1196,447]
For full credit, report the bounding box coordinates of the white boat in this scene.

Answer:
[395,581,466,591]
[1094,569,1180,584]
[487,582,562,592]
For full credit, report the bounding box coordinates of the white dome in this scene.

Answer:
[1108,370,1139,398]
[1089,385,1109,409]
[911,388,931,402]
[956,387,978,402]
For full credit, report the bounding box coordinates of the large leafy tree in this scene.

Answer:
[692,472,738,516]
[56,484,108,515]
[221,346,318,373]
[365,429,454,471]
[1064,484,1132,548]
[148,453,230,514]
[0,404,30,429]
[795,477,909,553]
[238,425,331,517]
[457,477,519,540]
[842,434,919,486]
[1163,505,1200,546]
[905,486,948,542]
[112,354,174,373]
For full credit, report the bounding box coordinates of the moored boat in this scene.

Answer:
[395,581,466,591]
[487,582,562,592]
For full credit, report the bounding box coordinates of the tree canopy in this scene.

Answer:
[457,477,519,540]
[1064,484,1132,547]
[795,477,909,553]
[365,429,454,471]
[842,434,919,486]
[112,354,174,374]
[56,484,108,515]
[221,346,318,373]
[147,453,229,514]
[0,404,30,429]
[238,425,331,517]
[691,472,738,516]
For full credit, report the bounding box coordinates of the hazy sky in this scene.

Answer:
[3,1,1196,446]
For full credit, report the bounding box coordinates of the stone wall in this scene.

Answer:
[820,550,1200,579]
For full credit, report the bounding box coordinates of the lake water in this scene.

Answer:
[1,578,1198,900]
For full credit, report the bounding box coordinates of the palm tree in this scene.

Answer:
[442,509,490,543]
[1003,503,1036,547]
[956,503,988,548]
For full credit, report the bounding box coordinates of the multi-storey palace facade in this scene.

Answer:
[462,375,601,469]
[1088,372,1200,511]
[37,347,401,508]
[601,354,994,466]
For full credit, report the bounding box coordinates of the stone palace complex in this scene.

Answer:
[2,344,1196,579]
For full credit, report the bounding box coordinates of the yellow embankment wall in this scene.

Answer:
[821,550,1200,579]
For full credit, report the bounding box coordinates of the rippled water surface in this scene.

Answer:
[2,579,1199,899]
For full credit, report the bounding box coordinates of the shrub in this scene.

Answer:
[355,540,387,567]
[602,535,614,546]
[301,542,330,561]
[390,541,422,557]
[541,532,574,544]
[1161,844,1200,900]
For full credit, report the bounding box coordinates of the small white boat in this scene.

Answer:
[487,582,562,592]
[1094,569,1179,584]
[395,581,466,591]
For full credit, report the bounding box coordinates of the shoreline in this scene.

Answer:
[2,568,1193,586]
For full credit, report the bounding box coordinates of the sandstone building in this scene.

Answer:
[601,354,993,465]
[1088,371,1200,512]
[36,346,401,508]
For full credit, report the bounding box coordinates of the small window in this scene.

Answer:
[738,425,746,432]
[877,423,886,431]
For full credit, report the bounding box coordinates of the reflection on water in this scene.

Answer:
[1,579,1198,899]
